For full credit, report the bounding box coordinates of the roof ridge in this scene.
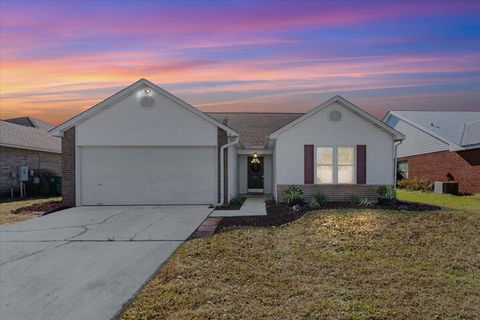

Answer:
[205,112,305,114]
[390,109,480,112]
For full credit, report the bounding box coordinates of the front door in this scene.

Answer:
[247,156,264,192]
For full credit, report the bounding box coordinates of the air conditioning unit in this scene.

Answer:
[434,182,459,195]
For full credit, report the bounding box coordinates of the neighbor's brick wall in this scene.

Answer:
[0,146,61,197]
[217,128,228,204]
[399,148,480,194]
[277,184,382,203]
[62,127,76,207]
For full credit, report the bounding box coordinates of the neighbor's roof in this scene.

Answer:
[0,120,61,153]
[207,112,304,147]
[385,110,480,149]
[4,117,54,132]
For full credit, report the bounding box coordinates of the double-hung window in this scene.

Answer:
[316,146,355,184]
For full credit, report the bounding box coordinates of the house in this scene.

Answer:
[384,110,480,194]
[50,79,404,207]
[0,118,62,197]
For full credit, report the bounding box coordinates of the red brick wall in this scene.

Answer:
[62,127,76,207]
[399,148,480,194]
[277,184,382,203]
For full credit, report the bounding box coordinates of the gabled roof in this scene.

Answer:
[0,120,61,153]
[4,116,54,132]
[269,95,405,141]
[384,110,480,150]
[49,79,239,137]
[207,112,304,147]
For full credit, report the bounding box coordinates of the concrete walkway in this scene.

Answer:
[0,205,212,320]
[211,196,267,217]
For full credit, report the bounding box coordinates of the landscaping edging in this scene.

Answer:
[216,201,441,232]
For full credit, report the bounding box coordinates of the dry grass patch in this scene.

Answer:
[121,209,480,320]
[0,197,61,225]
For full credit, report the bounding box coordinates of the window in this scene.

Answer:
[397,160,408,179]
[316,146,355,184]
[316,147,333,183]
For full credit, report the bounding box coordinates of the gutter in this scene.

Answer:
[217,137,240,206]
[393,140,402,188]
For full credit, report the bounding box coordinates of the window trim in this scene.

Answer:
[315,145,356,184]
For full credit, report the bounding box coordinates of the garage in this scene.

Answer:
[80,146,217,205]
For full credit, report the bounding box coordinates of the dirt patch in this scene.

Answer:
[217,201,441,231]
[13,200,65,215]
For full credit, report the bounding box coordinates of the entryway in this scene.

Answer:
[247,154,264,193]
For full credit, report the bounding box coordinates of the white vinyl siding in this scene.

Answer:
[76,90,217,146]
[389,117,448,157]
[275,102,394,187]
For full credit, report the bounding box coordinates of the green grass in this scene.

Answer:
[120,207,480,320]
[397,189,480,214]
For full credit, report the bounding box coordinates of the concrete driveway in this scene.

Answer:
[0,205,212,320]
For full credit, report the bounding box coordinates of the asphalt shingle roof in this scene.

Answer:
[207,112,304,147]
[0,120,61,153]
[4,117,55,132]
[391,110,480,147]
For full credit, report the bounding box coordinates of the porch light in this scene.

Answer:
[251,153,260,164]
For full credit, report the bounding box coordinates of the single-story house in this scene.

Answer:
[384,110,480,194]
[50,79,404,207]
[0,117,62,197]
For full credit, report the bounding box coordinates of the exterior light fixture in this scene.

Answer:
[251,153,260,164]
[143,88,151,95]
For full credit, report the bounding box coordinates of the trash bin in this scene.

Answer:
[48,176,62,196]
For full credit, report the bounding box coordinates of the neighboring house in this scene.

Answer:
[0,118,62,197]
[50,79,404,207]
[384,110,480,194]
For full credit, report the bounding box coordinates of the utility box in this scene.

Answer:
[18,166,29,181]
[434,182,459,195]
[48,176,62,196]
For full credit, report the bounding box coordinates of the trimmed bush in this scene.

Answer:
[313,194,328,206]
[230,195,246,206]
[397,178,431,192]
[283,186,304,206]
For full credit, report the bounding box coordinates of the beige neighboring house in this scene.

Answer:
[50,79,404,207]
[0,117,62,198]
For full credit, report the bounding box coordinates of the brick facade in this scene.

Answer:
[217,128,228,204]
[399,148,480,194]
[277,184,382,203]
[0,146,61,197]
[62,127,76,207]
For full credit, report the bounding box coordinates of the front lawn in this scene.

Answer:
[0,197,61,225]
[398,189,480,214]
[120,207,480,319]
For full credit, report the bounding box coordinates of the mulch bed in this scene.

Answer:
[216,201,441,232]
[13,201,65,215]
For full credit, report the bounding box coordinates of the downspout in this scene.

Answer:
[217,137,239,206]
[393,140,402,189]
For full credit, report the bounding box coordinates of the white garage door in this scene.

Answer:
[80,146,217,205]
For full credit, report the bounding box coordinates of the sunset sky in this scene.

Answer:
[1,0,480,125]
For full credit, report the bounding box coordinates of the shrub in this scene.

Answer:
[229,195,246,206]
[309,198,321,209]
[377,185,396,201]
[313,194,328,206]
[264,194,275,205]
[283,186,304,206]
[350,195,360,205]
[397,178,431,192]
